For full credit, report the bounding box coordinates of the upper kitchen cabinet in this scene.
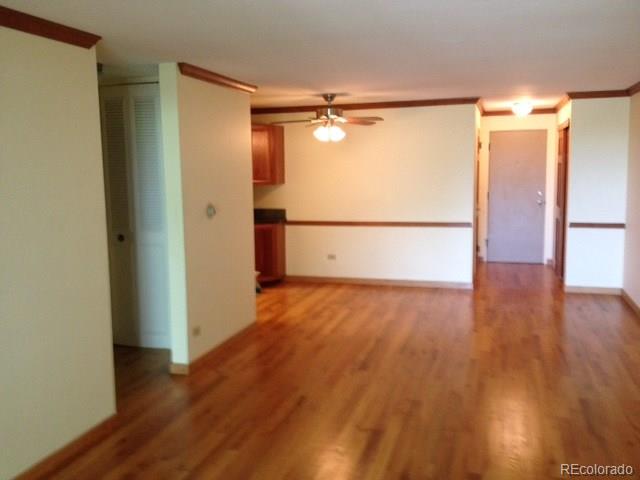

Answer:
[251,124,284,185]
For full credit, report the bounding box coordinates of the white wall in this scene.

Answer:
[624,92,640,303]
[158,64,190,365]
[565,97,630,289]
[478,114,558,261]
[254,105,476,285]
[162,66,256,362]
[0,28,115,478]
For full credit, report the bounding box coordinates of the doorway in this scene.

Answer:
[99,82,170,349]
[554,122,570,278]
[487,130,547,263]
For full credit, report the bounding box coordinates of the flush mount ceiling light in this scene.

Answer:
[271,93,383,142]
[512,101,534,117]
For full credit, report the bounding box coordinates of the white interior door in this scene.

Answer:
[128,85,170,348]
[100,89,137,345]
[99,84,169,348]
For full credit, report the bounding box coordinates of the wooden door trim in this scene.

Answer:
[0,5,101,48]
[554,123,570,278]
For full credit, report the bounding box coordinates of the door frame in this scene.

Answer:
[554,120,570,278]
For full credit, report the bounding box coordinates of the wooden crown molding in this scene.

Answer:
[0,5,101,49]
[566,89,630,100]
[555,95,570,112]
[251,97,479,115]
[178,63,257,93]
[286,220,472,228]
[252,78,640,115]
[569,222,625,229]
[481,107,556,117]
[251,77,640,115]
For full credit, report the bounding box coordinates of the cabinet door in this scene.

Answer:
[251,125,284,185]
[252,125,272,184]
[254,223,285,282]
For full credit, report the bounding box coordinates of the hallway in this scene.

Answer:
[35,264,640,479]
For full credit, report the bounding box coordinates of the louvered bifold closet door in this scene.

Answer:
[127,84,170,348]
[100,88,137,345]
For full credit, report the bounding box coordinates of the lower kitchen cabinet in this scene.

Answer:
[254,222,285,284]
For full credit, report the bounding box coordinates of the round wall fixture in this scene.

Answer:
[206,203,217,218]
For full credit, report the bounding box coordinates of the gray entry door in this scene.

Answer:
[487,130,546,263]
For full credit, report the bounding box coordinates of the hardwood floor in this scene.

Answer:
[36,264,640,479]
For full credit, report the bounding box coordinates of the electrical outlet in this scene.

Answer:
[327,254,336,260]
[192,326,201,337]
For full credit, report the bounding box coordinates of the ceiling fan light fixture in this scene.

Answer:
[313,125,330,142]
[313,124,346,142]
[512,101,533,117]
[328,125,346,142]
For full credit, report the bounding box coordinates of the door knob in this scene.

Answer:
[117,234,125,242]
[537,199,545,205]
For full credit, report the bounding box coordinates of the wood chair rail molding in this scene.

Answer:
[286,220,472,228]
[178,63,257,93]
[0,5,101,48]
[569,222,626,229]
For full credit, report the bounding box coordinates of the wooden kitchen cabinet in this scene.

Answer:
[251,124,284,185]
[254,222,285,284]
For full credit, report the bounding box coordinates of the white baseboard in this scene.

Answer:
[285,275,473,290]
[622,290,640,318]
[564,285,622,295]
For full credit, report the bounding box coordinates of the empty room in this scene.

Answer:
[2,1,640,479]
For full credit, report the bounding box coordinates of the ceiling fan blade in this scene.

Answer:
[270,119,315,125]
[343,118,376,125]
[306,121,327,127]
[344,116,384,122]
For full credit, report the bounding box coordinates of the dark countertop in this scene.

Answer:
[254,208,286,224]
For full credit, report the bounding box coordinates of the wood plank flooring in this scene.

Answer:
[35,264,640,479]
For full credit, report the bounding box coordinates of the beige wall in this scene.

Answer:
[624,92,640,304]
[565,98,629,289]
[254,105,476,284]
[173,69,257,362]
[478,114,558,261]
[0,28,115,478]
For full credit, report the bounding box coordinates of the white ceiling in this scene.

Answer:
[6,0,640,109]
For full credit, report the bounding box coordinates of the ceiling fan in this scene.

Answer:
[270,94,383,142]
